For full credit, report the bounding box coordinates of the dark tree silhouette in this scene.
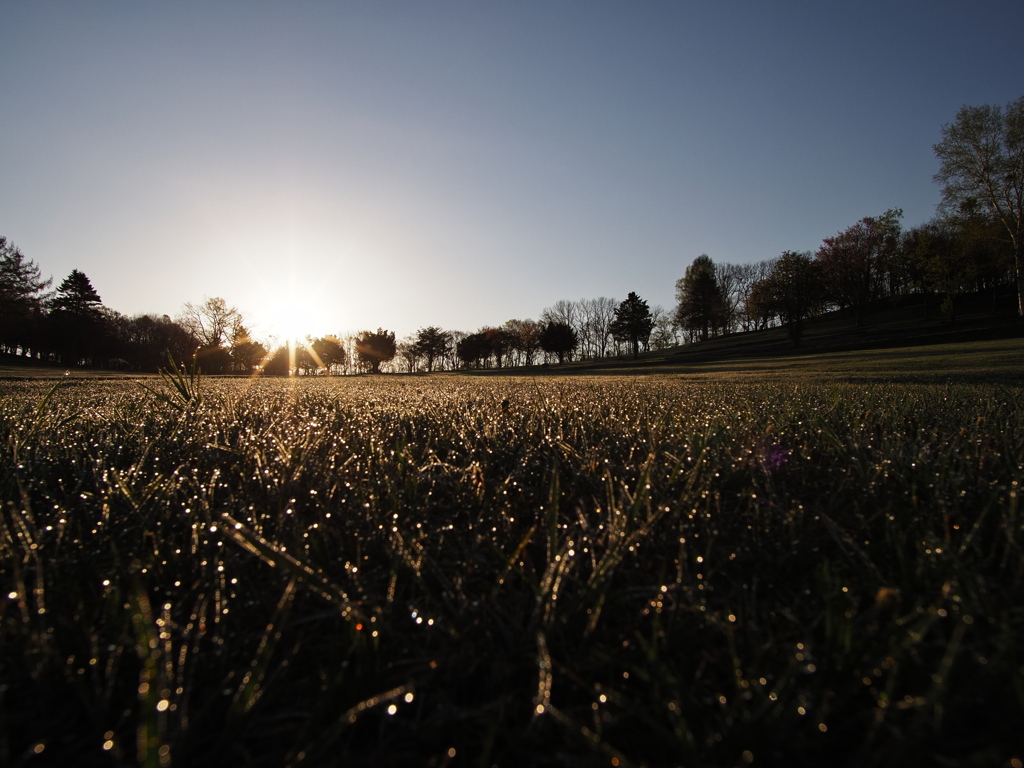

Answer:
[933,96,1024,315]
[311,335,346,374]
[47,270,108,365]
[815,209,902,327]
[745,276,776,332]
[50,269,102,314]
[176,297,247,375]
[356,328,396,373]
[675,254,727,342]
[903,223,961,321]
[539,321,578,364]
[196,344,232,375]
[609,291,654,359]
[456,332,490,369]
[396,337,419,373]
[412,326,450,372]
[230,326,269,374]
[577,297,617,359]
[295,344,319,376]
[261,346,291,376]
[504,319,543,366]
[482,327,514,368]
[111,313,197,371]
[763,251,822,346]
[0,238,51,357]
[178,297,242,348]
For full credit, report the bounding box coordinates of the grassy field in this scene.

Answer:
[1,349,1022,766]
[508,336,1024,384]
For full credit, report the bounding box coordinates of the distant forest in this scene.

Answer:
[1,97,1021,375]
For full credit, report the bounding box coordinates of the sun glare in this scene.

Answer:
[236,232,346,347]
[263,293,320,344]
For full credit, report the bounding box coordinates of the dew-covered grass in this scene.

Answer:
[1,374,1022,767]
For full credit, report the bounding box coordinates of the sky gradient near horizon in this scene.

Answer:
[2,2,1023,344]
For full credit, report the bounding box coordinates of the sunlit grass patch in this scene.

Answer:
[1,375,1021,766]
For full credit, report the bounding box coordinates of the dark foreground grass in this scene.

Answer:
[1,374,1022,767]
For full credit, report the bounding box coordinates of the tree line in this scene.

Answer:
[0,252,664,374]
[676,95,1022,346]
[1,96,1020,373]
[0,250,666,374]
[674,200,1014,348]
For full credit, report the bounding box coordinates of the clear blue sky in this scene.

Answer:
[2,1,1022,343]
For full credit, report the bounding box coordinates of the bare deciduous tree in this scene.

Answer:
[649,305,677,350]
[503,319,543,366]
[933,96,1024,315]
[579,297,617,358]
[178,297,242,348]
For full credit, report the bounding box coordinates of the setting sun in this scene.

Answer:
[263,292,319,344]
[250,257,339,345]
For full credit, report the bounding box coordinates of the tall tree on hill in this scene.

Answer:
[933,96,1024,316]
[0,238,51,357]
[609,292,654,359]
[675,254,727,342]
